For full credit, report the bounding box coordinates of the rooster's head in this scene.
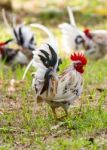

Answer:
[70,52,87,74]
[83,28,92,39]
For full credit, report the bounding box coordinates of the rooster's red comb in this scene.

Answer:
[83,28,92,39]
[70,52,87,65]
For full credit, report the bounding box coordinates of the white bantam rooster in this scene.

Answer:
[23,30,87,118]
[32,48,87,118]
[59,7,86,54]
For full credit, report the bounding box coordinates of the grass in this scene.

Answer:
[0,3,107,149]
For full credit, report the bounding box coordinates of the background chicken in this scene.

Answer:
[1,21,62,69]
[11,24,36,60]
[59,7,107,60]
[59,7,86,54]
[1,10,36,66]
[0,39,29,67]
[84,29,107,60]
[30,39,87,118]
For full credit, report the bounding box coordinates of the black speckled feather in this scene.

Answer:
[38,44,58,94]
[19,27,24,45]
[40,68,53,94]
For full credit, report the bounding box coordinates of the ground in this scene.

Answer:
[0,1,107,149]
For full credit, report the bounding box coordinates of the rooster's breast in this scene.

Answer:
[53,70,83,103]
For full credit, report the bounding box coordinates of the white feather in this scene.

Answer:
[59,23,84,53]
[32,43,58,71]
[13,24,35,49]
[91,30,107,34]
[2,9,12,31]
[22,24,59,79]
[22,59,33,80]
[30,23,58,52]
[67,6,76,26]
[2,10,35,50]
[53,69,82,102]
[14,51,29,64]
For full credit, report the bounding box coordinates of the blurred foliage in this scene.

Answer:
[0,0,107,16]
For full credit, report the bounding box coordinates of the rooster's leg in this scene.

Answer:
[50,106,58,119]
[63,108,68,117]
